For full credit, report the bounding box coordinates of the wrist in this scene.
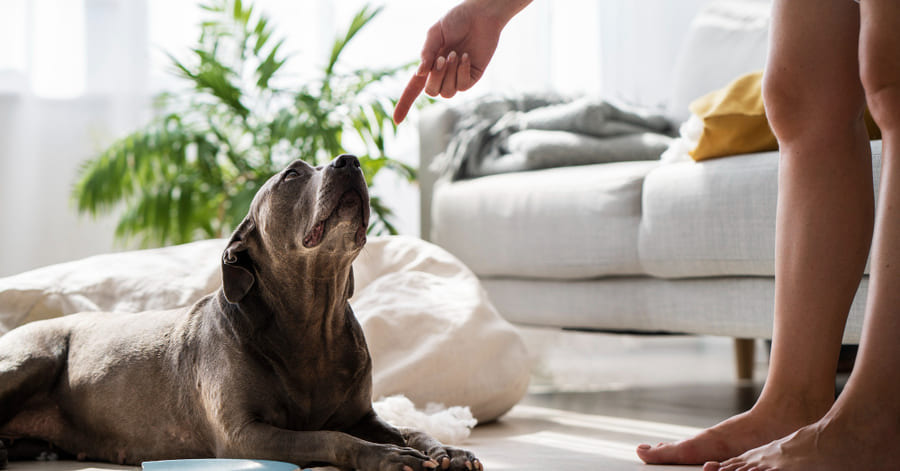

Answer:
[467,0,532,27]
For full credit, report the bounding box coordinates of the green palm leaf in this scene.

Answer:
[73,1,416,247]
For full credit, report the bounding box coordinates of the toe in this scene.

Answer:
[721,462,745,471]
[636,441,700,464]
[445,447,477,470]
[703,461,722,471]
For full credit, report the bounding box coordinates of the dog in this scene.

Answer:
[0,154,482,470]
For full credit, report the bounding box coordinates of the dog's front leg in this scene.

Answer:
[221,421,438,471]
[346,412,483,471]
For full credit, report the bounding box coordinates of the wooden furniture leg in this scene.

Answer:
[734,338,756,381]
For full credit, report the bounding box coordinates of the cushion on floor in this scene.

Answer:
[0,236,529,423]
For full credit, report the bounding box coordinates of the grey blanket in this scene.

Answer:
[433,94,675,180]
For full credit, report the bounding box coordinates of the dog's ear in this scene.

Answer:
[222,219,256,304]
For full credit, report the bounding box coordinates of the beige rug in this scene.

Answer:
[8,404,703,471]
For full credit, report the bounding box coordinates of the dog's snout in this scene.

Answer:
[332,154,360,169]
[331,154,360,170]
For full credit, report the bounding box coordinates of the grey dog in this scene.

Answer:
[0,154,482,471]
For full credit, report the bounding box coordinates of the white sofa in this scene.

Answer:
[417,0,879,378]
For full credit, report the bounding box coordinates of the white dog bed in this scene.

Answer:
[0,235,531,431]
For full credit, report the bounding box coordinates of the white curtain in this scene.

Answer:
[0,0,711,277]
[0,0,149,278]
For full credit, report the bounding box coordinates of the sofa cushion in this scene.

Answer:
[689,71,777,161]
[639,140,883,278]
[666,0,770,124]
[431,160,660,279]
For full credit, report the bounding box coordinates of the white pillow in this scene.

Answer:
[353,235,531,422]
[666,0,771,124]
[0,239,225,331]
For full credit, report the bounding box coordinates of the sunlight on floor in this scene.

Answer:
[512,431,640,462]
[505,406,704,463]
[517,405,703,439]
[468,404,710,471]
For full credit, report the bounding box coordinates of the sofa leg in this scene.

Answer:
[734,338,756,381]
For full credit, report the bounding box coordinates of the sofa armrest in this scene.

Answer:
[417,104,461,241]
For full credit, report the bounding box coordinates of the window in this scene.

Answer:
[0,0,85,98]
[0,0,26,72]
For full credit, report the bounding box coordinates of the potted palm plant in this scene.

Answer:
[73,0,416,246]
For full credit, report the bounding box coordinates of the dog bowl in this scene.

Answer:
[142,459,301,471]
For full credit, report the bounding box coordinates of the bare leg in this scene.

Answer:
[637,0,872,464]
[704,0,900,468]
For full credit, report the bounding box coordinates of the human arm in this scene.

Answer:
[392,0,532,124]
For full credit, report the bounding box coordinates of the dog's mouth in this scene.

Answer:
[302,190,368,249]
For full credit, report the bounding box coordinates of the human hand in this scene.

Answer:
[393,0,529,124]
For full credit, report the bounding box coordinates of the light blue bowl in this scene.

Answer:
[142,459,303,471]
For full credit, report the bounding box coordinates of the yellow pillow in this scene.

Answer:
[689,71,776,161]
[689,70,881,161]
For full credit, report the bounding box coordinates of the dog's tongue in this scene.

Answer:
[303,221,325,248]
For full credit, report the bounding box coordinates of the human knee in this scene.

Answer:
[763,68,865,142]
[761,70,799,140]
[861,56,900,135]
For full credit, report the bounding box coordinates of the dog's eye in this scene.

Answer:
[283,169,301,181]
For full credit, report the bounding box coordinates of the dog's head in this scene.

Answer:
[220,154,370,304]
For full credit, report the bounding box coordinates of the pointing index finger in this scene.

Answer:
[393,72,428,124]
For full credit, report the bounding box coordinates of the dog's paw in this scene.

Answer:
[425,445,482,471]
[362,443,440,471]
[402,430,482,471]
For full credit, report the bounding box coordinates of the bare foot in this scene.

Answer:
[702,399,900,471]
[636,394,830,465]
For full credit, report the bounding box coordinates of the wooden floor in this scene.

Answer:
[522,382,761,429]
[467,383,762,470]
[8,331,771,471]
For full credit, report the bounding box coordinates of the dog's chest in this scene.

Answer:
[253,339,371,431]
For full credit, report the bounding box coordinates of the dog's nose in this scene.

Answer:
[331,154,360,169]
